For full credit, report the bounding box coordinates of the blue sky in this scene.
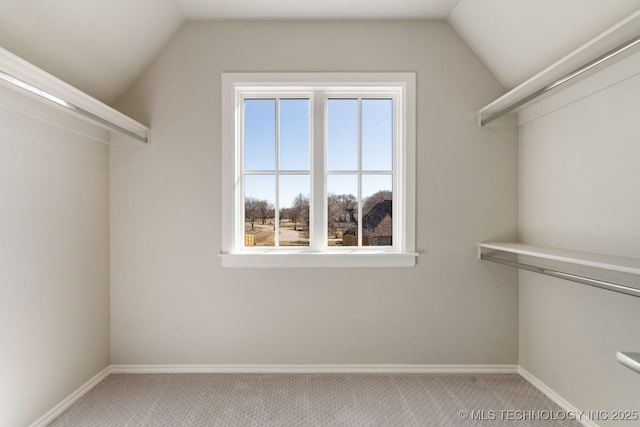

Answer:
[244,98,392,209]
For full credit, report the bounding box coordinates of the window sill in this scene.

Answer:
[219,252,418,268]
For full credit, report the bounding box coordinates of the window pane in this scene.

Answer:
[279,99,310,171]
[362,99,393,171]
[244,99,275,171]
[362,175,392,246]
[244,175,275,247]
[279,175,310,246]
[327,99,358,171]
[327,175,358,246]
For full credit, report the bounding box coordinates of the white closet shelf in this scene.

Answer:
[616,352,640,375]
[477,10,640,126]
[477,243,640,276]
[0,47,148,144]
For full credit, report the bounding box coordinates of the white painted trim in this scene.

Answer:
[518,367,600,427]
[221,72,416,268]
[0,47,148,143]
[478,10,640,126]
[29,366,110,427]
[220,252,417,268]
[40,363,616,427]
[110,364,517,374]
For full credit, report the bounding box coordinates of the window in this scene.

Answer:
[221,73,416,268]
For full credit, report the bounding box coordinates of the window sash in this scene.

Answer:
[221,73,416,267]
[240,94,313,248]
[324,95,397,249]
[238,90,401,252]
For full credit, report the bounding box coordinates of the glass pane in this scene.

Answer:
[362,175,392,246]
[327,175,358,246]
[279,99,310,171]
[244,99,275,171]
[327,99,358,171]
[279,175,310,246]
[244,175,275,247]
[362,99,393,171]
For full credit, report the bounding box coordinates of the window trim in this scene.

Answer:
[221,73,417,268]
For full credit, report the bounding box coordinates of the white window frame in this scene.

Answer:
[221,73,416,268]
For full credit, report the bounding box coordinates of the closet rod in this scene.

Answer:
[481,34,640,126]
[481,254,640,298]
[0,70,148,144]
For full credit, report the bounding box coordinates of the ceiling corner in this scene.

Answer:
[447,0,640,90]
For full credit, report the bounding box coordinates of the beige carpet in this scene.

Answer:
[49,373,581,426]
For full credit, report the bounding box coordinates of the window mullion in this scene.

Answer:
[274,97,280,247]
[393,93,402,251]
[237,94,246,252]
[357,98,363,247]
[312,91,325,251]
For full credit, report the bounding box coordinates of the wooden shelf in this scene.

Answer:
[478,10,640,126]
[477,243,640,276]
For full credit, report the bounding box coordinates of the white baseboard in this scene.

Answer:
[29,366,110,427]
[109,364,518,374]
[518,367,599,427]
[39,363,604,427]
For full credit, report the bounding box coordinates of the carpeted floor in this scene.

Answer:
[49,373,581,426]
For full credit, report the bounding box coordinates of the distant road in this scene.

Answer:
[279,228,302,242]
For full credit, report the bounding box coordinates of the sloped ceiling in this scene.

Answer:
[0,0,185,105]
[1,0,639,105]
[175,0,461,20]
[449,0,640,89]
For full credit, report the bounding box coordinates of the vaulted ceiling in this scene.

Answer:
[0,0,185,104]
[449,0,640,89]
[1,0,639,105]
[175,0,460,20]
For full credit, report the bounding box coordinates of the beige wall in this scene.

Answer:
[519,52,640,424]
[111,21,519,365]
[0,87,111,426]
